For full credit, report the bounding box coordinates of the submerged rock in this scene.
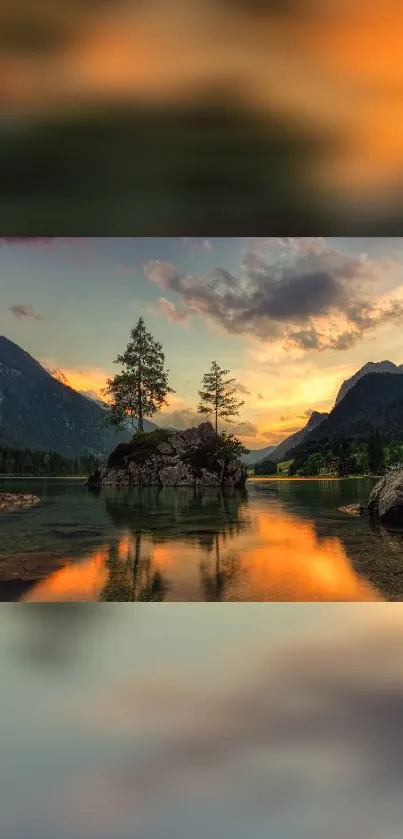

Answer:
[0,492,40,511]
[89,422,248,490]
[338,503,366,516]
[368,470,403,526]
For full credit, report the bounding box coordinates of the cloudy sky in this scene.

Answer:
[2,236,403,447]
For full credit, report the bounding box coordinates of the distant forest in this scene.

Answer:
[0,447,99,477]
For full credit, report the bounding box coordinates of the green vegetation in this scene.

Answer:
[0,446,98,476]
[252,458,293,477]
[107,428,171,468]
[277,460,293,475]
[367,431,386,475]
[103,317,175,433]
[198,361,245,435]
[181,431,250,477]
[287,432,401,478]
[253,458,277,476]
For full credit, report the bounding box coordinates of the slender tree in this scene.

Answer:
[103,317,175,433]
[197,361,245,435]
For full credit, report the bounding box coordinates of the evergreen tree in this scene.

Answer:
[367,431,385,475]
[197,361,245,435]
[254,458,277,476]
[103,317,175,433]
[303,452,326,477]
[337,440,357,477]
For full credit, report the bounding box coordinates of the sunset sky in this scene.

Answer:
[2,236,403,448]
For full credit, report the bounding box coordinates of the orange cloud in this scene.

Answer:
[43,364,110,398]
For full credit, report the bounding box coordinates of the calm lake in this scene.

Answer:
[1,475,402,601]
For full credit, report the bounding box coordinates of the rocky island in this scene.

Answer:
[87,422,248,489]
[0,493,40,511]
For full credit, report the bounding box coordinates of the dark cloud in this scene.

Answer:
[9,303,42,321]
[144,239,403,351]
[263,271,346,321]
[256,393,264,400]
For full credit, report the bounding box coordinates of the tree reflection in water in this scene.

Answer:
[200,533,240,601]
[103,487,250,602]
[103,486,250,539]
[101,534,168,602]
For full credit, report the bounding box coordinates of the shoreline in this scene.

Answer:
[0,475,87,480]
[248,475,380,481]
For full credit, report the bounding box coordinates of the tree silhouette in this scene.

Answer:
[198,361,245,435]
[103,317,175,433]
[101,533,168,602]
[199,534,240,601]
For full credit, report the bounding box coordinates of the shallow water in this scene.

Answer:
[1,476,402,601]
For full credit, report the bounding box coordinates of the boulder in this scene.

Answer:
[338,504,366,516]
[368,470,403,526]
[0,492,40,511]
[159,461,195,487]
[100,467,129,486]
[196,468,221,488]
[156,441,174,455]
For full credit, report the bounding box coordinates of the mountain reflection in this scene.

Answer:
[21,486,380,601]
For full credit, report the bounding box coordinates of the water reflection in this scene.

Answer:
[101,535,168,602]
[21,486,381,602]
[103,486,250,542]
[200,534,240,601]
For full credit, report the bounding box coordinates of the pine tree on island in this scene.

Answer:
[103,317,175,433]
[197,361,245,435]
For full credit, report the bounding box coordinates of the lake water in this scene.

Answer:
[2,475,403,601]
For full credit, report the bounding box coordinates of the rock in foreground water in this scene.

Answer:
[338,504,366,516]
[368,470,403,526]
[0,493,40,511]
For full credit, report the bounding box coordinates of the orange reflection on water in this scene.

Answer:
[22,511,380,602]
[23,546,109,602]
[233,511,379,601]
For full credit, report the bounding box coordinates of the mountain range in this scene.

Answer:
[242,444,276,466]
[0,336,155,457]
[269,411,329,463]
[334,360,403,405]
[248,359,403,466]
[243,412,330,466]
[1,336,403,461]
[286,372,403,462]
